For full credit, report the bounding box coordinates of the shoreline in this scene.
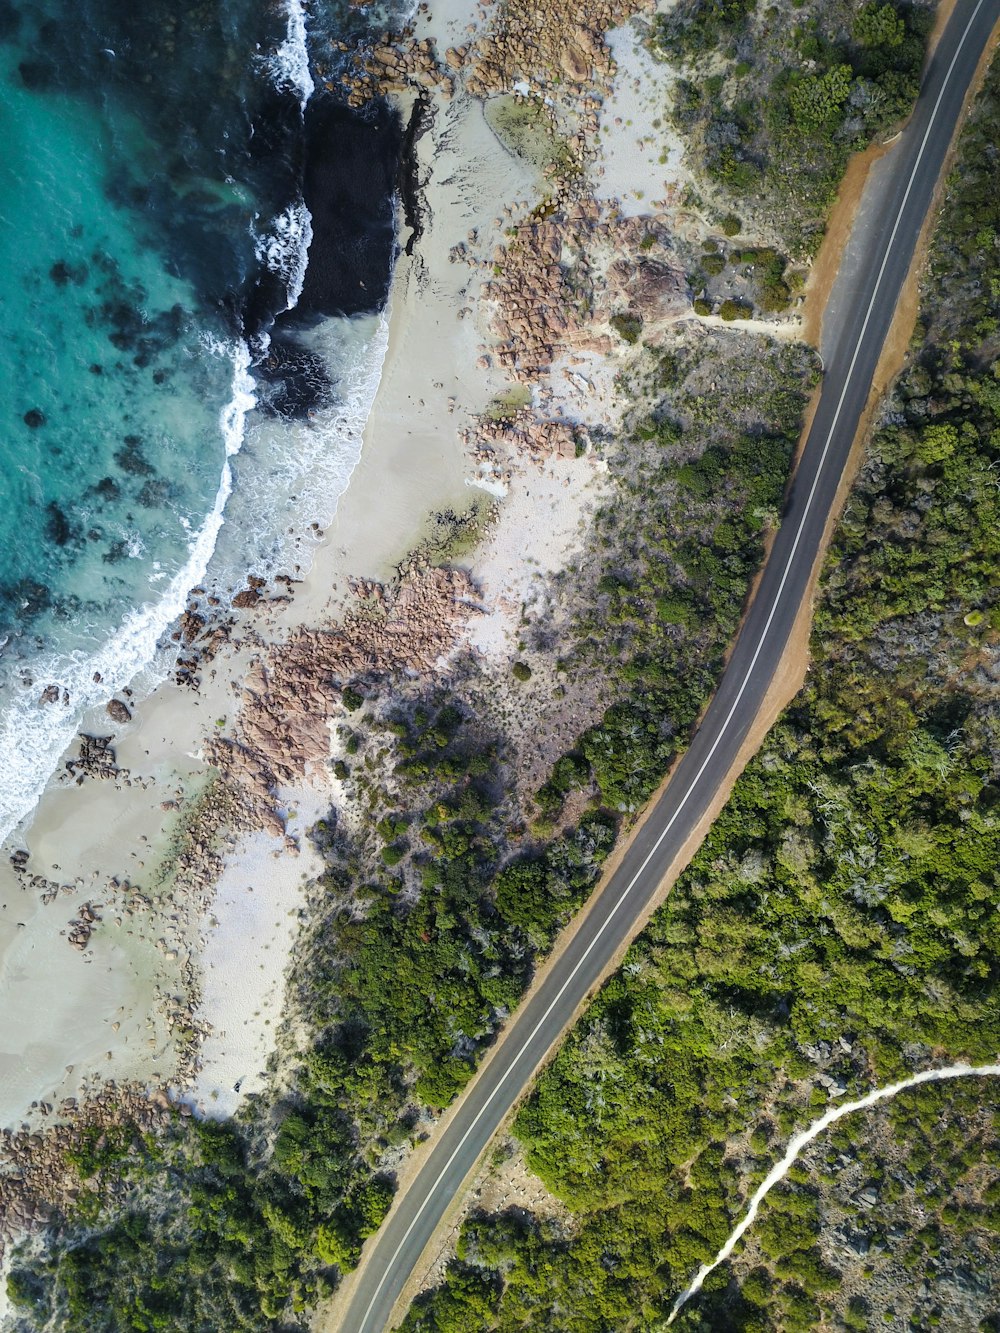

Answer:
[0,0,816,1265]
[0,0,786,1128]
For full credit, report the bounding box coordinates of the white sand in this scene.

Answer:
[467,454,608,659]
[593,17,690,216]
[187,788,325,1117]
[0,0,700,1134]
[0,900,165,1125]
[0,685,205,1126]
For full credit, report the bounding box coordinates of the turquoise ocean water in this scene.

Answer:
[0,0,404,840]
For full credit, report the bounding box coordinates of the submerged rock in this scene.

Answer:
[255,336,335,420]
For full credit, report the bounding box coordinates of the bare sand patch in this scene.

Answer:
[592,16,689,215]
[189,803,321,1118]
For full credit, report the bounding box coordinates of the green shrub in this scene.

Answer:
[853,2,905,49]
[382,841,408,866]
[610,313,643,344]
[512,661,532,681]
[786,64,853,133]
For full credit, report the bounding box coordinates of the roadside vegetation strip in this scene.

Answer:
[399,28,1000,1333]
[657,0,933,252]
[667,1063,1000,1325]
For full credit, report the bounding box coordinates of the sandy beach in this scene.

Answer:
[0,3,574,1137]
[0,0,812,1255]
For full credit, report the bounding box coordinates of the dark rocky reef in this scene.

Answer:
[254,336,335,420]
[294,97,402,322]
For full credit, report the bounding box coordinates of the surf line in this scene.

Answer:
[667,1060,1000,1325]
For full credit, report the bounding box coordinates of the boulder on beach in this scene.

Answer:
[106,698,131,724]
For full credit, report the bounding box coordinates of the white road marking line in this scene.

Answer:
[354,5,989,1327]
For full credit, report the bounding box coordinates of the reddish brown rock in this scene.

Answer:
[215,562,478,807]
[106,698,132,724]
[606,257,688,322]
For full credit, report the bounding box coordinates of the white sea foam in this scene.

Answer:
[267,0,315,110]
[257,0,315,319]
[0,343,256,847]
[293,309,391,530]
[254,199,314,313]
[213,308,390,583]
[124,530,146,559]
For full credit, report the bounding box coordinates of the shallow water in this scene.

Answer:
[0,0,407,843]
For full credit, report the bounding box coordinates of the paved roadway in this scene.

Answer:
[338,3,1000,1328]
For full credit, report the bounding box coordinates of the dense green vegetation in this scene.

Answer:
[5,1117,330,1331]
[553,334,815,813]
[304,696,620,1114]
[4,330,813,1333]
[659,0,933,250]
[397,51,1000,1333]
[12,18,996,1333]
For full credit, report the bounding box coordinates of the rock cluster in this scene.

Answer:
[465,410,579,462]
[66,901,101,952]
[0,1083,173,1260]
[333,31,454,107]
[7,849,73,907]
[65,733,118,784]
[176,607,207,643]
[231,574,269,610]
[484,214,583,379]
[465,205,682,379]
[171,591,240,688]
[215,561,478,815]
[463,0,647,100]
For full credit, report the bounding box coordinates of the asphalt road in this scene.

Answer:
[337,4,1000,1328]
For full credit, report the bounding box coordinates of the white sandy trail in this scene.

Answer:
[667,1060,1000,1324]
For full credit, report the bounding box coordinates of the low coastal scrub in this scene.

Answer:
[552,332,815,814]
[4,295,816,1333]
[659,0,933,250]
[393,61,1000,1332]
